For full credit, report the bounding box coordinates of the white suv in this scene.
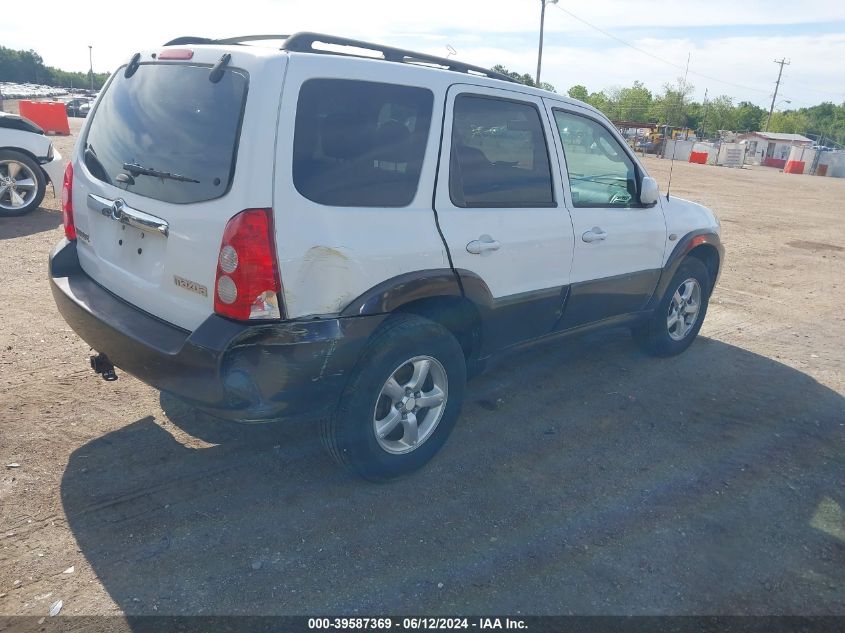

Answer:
[50,33,723,480]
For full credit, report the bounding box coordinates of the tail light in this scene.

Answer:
[61,163,76,241]
[214,209,283,321]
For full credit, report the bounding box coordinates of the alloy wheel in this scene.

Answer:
[373,356,448,455]
[667,277,702,341]
[0,160,39,211]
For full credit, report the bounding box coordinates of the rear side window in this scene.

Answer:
[84,63,248,204]
[449,95,555,208]
[293,79,433,207]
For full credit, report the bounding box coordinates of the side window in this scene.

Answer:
[293,79,434,207]
[449,95,555,208]
[553,110,639,208]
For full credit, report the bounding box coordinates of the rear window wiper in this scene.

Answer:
[122,162,200,184]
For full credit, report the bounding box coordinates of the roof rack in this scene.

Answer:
[162,32,516,84]
[282,32,517,83]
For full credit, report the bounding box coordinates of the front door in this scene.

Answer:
[434,84,575,352]
[547,105,666,329]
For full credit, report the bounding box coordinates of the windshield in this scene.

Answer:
[84,63,248,204]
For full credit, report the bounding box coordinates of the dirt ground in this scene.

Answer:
[1,119,843,618]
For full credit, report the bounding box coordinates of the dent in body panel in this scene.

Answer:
[285,245,362,315]
[219,313,388,420]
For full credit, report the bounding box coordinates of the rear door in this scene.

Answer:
[71,48,285,331]
[434,84,574,350]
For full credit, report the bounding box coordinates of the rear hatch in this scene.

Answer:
[72,46,286,331]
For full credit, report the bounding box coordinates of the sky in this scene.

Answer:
[3,0,845,110]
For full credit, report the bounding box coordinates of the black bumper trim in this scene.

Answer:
[49,240,385,422]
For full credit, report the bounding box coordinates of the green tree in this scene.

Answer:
[0,45,109,89]
[768,110,811,135]
[612,81,653,121]
[567,84,589,101]
[734,101,766,132]
[700,95,736,137]
[650,77,695,128]
[491,65,556,92]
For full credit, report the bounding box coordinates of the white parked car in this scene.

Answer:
[0,112,64,215]
[50,33,723,480]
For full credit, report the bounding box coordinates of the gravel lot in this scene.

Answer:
[1,119,843,617]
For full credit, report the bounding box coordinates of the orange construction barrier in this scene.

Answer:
[783,160,805,174]
[689,151,708,164]
[18,100,70,135]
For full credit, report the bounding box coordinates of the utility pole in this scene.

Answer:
[88,45,94,91]
[536,0,558,86]
[700,88,709,139]
[765,58,790,132]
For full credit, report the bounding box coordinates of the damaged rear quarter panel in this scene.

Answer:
[217,314,387,421]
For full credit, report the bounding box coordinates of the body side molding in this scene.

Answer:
[339,269,464,317]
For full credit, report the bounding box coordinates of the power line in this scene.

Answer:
[550,3,774,96]
[779,76,845,100]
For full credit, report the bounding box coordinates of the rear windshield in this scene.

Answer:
[293,79,434,207]
[83,63,248,204]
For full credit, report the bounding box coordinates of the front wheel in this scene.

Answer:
[633,257,711,357]
[0,150,46,217]
[322,314,467,481]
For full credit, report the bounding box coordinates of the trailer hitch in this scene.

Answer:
[90,352,118,381]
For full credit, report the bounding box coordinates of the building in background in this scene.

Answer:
[738,131,813,167]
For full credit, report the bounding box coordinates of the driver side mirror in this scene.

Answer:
[640,176,659,206]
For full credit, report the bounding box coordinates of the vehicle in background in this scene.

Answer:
[65,98,92,118]
[0,82,68,100]
[0,111,63,215]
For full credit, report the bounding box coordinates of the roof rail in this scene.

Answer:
[163,32,517,84]
[163,35,289,46]
[163,36,218,46]
[281,32,517,83]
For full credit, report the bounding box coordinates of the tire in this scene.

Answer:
[322,313,467,481]
[633,257,711,357]
[0,150,46,217]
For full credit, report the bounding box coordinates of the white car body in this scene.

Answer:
[0,112,64,193]
[66,44,719,331]
[50,34,723,477]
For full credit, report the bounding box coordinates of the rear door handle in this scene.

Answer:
[466,235,501,255]
[582,227,607,243]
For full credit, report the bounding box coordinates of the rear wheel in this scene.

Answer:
[633,257,711,357]
[0,150,46,217]
[322,314,466,481]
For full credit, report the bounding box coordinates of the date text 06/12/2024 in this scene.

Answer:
[307,618,527,630]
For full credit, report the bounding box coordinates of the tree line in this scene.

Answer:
[0,46,110,90]
[495,64,845,147]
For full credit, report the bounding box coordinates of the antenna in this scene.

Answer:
[665,130,678,200]
[666,52,691,200]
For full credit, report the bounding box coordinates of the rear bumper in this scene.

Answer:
[49,240,385,422]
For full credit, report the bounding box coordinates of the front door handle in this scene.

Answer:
[582,227,607,243]
[466,234,501,255]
